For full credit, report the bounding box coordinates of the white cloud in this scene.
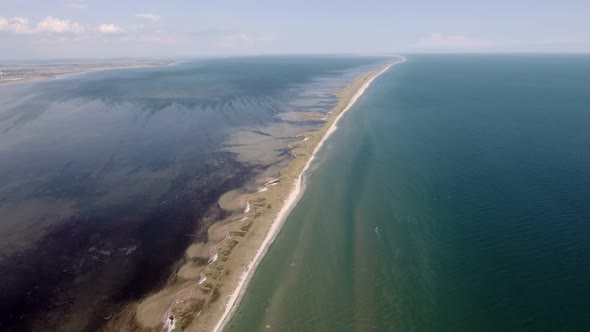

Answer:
[414,33,496,51]
[66,3,87,10]
[0,17,34,34]
[136,13,161,22]
[37,16,83,33]
[0,16,83,34]
[97,24,122,34]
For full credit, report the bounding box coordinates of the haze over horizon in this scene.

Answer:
[1,0,589,60]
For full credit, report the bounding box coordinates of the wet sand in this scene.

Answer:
[122,58,405,332]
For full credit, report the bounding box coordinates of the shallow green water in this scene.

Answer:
[227,55,590,331]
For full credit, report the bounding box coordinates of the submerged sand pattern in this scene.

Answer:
[128,57,406,332]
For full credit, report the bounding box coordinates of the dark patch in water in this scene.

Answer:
[283,119,325,127]
[0,153,255,332]
[276,147,294,158]
[249,130,272,137]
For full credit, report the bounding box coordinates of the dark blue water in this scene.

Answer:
[228,55,590,331]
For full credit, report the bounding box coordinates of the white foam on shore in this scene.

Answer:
[163,316,176,332]
[209,252,218,264]
[198,275,207,285]
[265,178,280,186]
[212,57,406,332]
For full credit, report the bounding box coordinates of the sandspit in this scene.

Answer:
[124,56,406,332]
[210,56,406,332]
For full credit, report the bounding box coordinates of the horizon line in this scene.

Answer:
[1,52,589,63]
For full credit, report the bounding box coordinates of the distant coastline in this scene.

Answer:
[0,59,179,86]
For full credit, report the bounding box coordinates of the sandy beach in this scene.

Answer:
[113,56,406,332]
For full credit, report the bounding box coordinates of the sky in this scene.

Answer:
[0,0,589,59]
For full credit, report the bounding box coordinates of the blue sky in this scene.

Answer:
[0,0,589,59]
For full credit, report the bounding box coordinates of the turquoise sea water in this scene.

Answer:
[227,55,590,331]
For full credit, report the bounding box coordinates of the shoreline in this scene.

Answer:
[211,56,406,332]
[0,59,180,87]
[123,56,406,332]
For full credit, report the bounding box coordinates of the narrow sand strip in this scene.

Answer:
[212,56,406,332]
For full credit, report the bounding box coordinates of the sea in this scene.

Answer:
[0,55,388,331]
[226,55,590,331]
